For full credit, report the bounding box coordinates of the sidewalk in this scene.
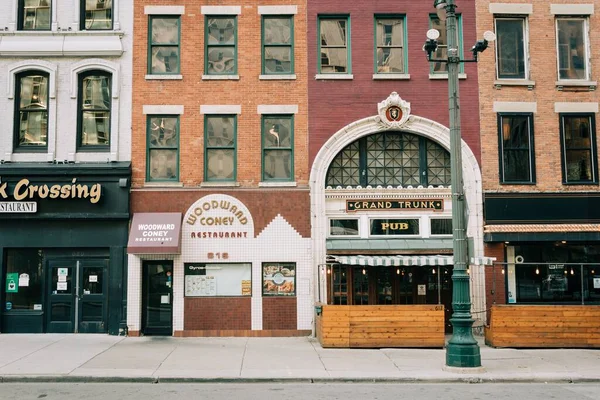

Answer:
[0,334,599,383]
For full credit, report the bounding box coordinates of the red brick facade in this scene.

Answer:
[262,297,298,330]
[184,297,251,331]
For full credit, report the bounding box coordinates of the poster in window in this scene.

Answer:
[263,263,295,296]
[185,275,217,296]
[594,277,600,289]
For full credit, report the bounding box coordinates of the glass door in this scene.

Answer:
[77,260,108,333]
[46,260,76,333]
[142,261,173,335]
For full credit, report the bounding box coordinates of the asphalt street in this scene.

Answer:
[1,383,600,400]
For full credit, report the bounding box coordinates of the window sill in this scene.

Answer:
[494,79,536,89]
[259,74,297,80]
[145,74,183,80]
[200,182,240,188]
[429,73,467,80]
[0,32,123,56]
[202,75,240,80]
[315,74,353,80]
[143,182,184,188]
[556,80,597,90]
[259,181,297,187]
[373,73,410,80]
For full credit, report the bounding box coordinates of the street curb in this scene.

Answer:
[1,376,600,384]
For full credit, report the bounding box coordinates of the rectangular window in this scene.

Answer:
[370,219,419,236]
[429,14,463,74]
[205,16,237,75]
[18,0,51,30]
[262,115,294,181]
[329,219,359,236]
[78,71,111,149]
[430,219,452,235]
[262,263,296,296]
[204,115,236,182]
[498,113,535,183]
[495,17,527,79]
[81,0,113,30]
[560,113,597,184]
[148,16,181,74]
[262,16,294,74]
[318,16,350,74]
[374,16,406,74]
[147,115,179,181]
[14,72,49,150]
[556,17,589,80]
[4,249,44,311]
[184,263,251,297]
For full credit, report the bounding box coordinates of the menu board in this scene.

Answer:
[185,275,217,297]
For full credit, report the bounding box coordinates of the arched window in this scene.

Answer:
[14,71,49,150]
[77,70,111,149]
[325,132,451,187]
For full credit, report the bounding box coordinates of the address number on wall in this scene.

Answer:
[207,252,229,260]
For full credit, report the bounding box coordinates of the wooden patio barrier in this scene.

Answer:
[485,305,600,348]
[315,303,445,348]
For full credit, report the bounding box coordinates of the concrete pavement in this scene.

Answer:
[0,334,599,383]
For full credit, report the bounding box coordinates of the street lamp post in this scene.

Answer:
[423,0,495,368]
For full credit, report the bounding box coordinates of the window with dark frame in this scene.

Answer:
[18,0,51,31]
[14,71,49,150]
[326,132,451,188]
[205,16,237,75]
[262,263,296,296]
[81,0,113,30]
[205,115,236,182]
[147,115,179,182]
[560,113,597,184]
[556,17,588,80]
[262,16,294,74]
[375,16,405,74]
[318,16,350,74]
[149,16,180,74]
[78,71,111,149]
[430,219,452,235]
[429,14,464,74]
[495,17,527,79]
[498,113,535,184]
[262,115,294,181]
[329,219,359,236]
[4,249,44,311]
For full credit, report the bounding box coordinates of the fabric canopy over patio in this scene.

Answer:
[327,255,495,267]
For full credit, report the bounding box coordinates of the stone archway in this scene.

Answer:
[309,92,487,321]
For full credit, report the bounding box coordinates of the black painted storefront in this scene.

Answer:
[0,163,130,335]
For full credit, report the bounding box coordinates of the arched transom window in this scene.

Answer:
[326,132,451,187]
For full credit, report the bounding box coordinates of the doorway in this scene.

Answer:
[142,261,173,335]
[46,259,108,333]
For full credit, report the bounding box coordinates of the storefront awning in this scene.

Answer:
[328,255,495,266]
[127,213,182,254]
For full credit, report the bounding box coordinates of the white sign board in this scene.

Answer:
[0,201,37,213]
[418,284,426,296]
[19,273,30,287]
[594,277,600,289]
[89,275,98,283]
[58,268,69,276]
[185,275,217,296]
[57,282,68,291]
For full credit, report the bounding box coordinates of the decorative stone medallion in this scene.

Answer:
[377,92,411,129]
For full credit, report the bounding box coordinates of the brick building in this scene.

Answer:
[307,0,493,338]
[0,0,132,334]
[476,1,600,314]
[126,1,311,336]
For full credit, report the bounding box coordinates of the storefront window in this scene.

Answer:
[5,249,44,311]
[510,244,600,304]
[370,218,419,236]
[431,219,452,235]
[331,265,348,305]
[184,263,251,297]
[262,263,295,296]
[329,219,359,236]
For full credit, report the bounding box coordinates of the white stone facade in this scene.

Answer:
[0,0,132,163]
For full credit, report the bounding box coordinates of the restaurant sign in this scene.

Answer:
[347,199,443,212]
[183,194,254,240]
[0,178,102,213]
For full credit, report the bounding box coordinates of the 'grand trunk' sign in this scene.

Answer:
[346,199,443,212]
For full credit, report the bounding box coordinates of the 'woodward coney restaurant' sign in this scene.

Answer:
[346,199,444,212]
[0,178,102,213]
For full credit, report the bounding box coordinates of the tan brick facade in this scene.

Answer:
[477,0,600,192]
[132,0,308,188]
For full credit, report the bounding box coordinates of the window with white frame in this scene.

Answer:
[556,17,589,81]
[495,17,527,79]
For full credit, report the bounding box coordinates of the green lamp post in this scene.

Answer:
[423,0,496,368]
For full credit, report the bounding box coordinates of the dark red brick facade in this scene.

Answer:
[307,1,481,165]
[484,243,507,321]
[262,297,298,330]
[184,297,251,331]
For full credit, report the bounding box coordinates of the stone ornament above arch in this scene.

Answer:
[70,59,120,99]
[7,60,58,99]
[377,91,411,129]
